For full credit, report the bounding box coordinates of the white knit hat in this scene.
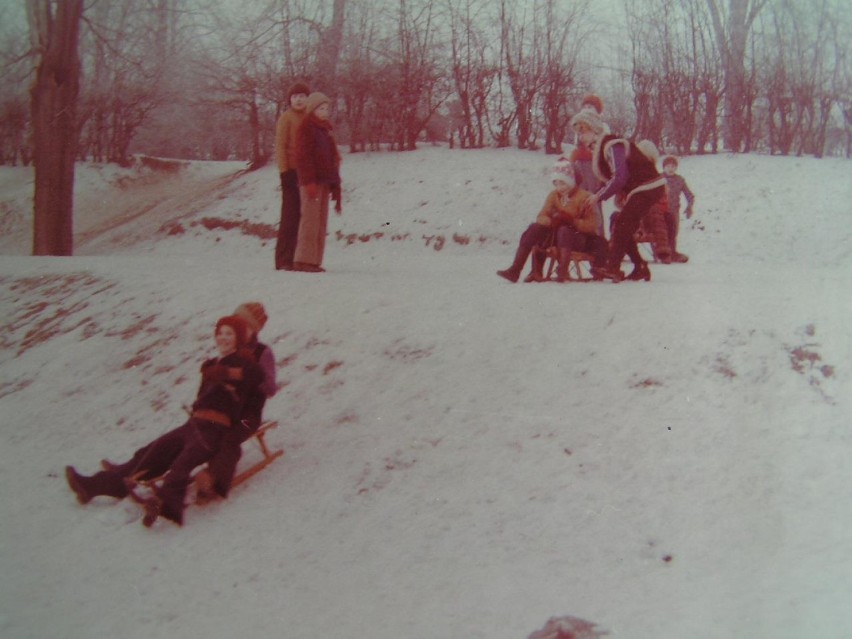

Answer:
[550,157,575,185]
[570,109,608,134]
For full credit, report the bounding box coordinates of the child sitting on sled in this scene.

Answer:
[497,157,607,283]
[65,315,264,527]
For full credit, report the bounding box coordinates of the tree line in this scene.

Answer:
[2,0,849,254]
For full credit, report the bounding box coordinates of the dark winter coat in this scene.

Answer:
[195,350,264,426]
[295,114,341,187]
[204,341,277,497]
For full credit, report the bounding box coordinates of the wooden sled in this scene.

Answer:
[542,247,595,281]
[123,420,284,511]
[230,420,284,488]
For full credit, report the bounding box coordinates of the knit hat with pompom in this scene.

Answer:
[233,302,268,335]
[580,94,604,115]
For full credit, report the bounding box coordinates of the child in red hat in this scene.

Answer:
[65,315,263,527]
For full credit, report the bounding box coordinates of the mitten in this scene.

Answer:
[331,184,342,213]
[685,205,693,219]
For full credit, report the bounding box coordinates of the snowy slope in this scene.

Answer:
[1,147,851,639]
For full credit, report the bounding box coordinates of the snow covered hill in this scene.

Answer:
[1,147,851,639]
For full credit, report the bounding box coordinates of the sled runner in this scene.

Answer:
[229,420,285,488]
[543,248,595,281]
[122,420,284,509]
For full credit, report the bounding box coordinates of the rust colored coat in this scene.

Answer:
[274,108,307,173]
[535,187,599,236]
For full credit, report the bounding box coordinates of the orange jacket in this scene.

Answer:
[535,187,599,235]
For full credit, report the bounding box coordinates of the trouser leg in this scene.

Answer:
[275,170,301,269]
[499,224,549,280]
[555,226,577,281]
[294,185,330,267]
[155,423,224,525]
[607,189,664,270]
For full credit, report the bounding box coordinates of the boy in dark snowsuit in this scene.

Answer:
[66,316,263,526]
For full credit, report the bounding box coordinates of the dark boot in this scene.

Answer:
[626,262,652,281]
[555,249,571,283]
[591,264,624,283]
[497,242,533,283]
[142,484,184,527]
[66,466,129,503]
[524,251,545,282]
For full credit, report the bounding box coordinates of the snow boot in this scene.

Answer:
[496,243,534,283]
[626,262,651,281]
[66,466,129,504]
[524,251,546,282]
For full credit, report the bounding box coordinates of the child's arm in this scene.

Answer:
[534,191,558,226]
[681,176,695,218]
[594,141,629,203]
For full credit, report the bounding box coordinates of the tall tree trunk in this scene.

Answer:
[28,0,84,256]
[316,0,347,91]
[706,0,767,152]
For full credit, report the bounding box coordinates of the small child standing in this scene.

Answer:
[661,155,695,263]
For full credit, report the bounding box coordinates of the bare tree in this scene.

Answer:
[0,4,31,166]
[77,2,175,165]
[316,0,347,88]
[28,0,84,256]
[390,0,448,150]
[706,0,768,152]
[500,0,546,149]
[446,0,495,148]
[539,0,591,154]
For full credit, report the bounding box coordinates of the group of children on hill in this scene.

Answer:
[498,94,695,284]
[273,85,694,283]
[63,93,697,527]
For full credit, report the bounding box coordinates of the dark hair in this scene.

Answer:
[288,82,310,99]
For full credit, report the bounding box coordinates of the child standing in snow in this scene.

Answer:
[497,158,605,283]
[661,155,695,262]
[292,92,342,273]
[65,315,263,527]
[569,94,607,237]
[572,109,666,282]
[274,81,311,271]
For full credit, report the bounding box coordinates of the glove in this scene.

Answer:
[331,184,342,214]
[304,183,319,200]
[201,363,229,384]
[685,206,693,219]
